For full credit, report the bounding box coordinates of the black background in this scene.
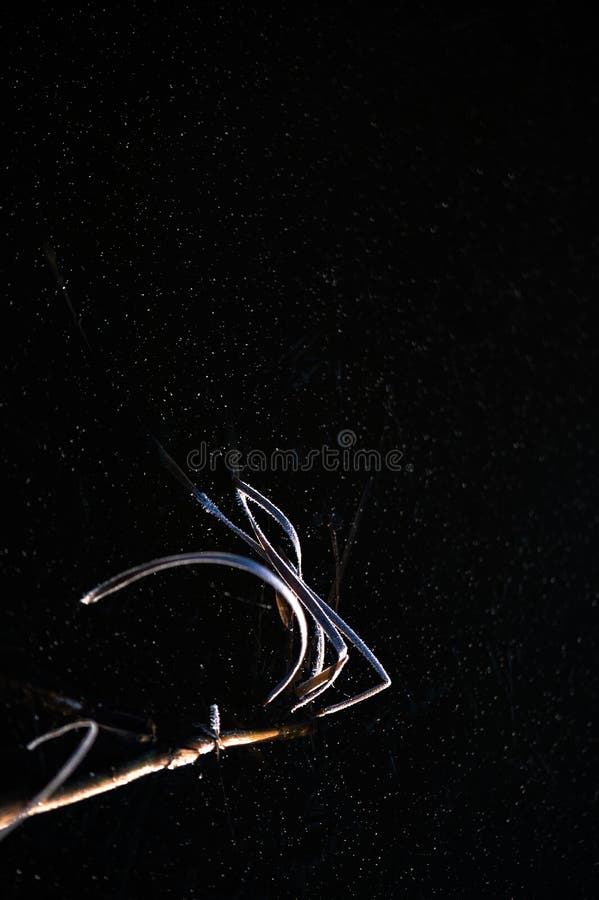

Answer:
[2,4,597,898]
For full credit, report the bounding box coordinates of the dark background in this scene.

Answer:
[2,4,597,898]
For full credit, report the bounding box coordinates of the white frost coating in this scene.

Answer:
[192,479,391,717]
[80,551,308,707]
[0,720,98,842]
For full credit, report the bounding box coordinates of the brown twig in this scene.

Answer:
[327,476,374,606]
[0,720,312,831]
[328,519,342,611]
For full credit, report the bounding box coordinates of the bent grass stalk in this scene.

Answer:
[1,475,390,838]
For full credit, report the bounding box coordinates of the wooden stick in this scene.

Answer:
[0,720,312,830]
